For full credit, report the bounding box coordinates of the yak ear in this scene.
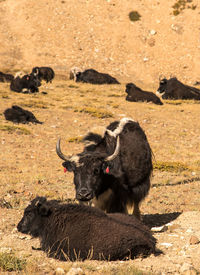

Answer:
[37,204,51,217]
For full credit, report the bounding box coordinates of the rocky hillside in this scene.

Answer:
[0,0,199,85]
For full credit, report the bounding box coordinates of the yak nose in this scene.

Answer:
[77,188,93,201]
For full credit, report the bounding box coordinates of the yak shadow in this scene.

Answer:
[142,212,182,228]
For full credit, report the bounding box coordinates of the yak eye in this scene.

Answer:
[94,168,100,175]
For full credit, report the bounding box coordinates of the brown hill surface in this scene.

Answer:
[0,0,200,85]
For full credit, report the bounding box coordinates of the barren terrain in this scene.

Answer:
[0,0,200,274]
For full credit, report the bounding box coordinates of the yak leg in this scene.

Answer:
[133,201,141,220]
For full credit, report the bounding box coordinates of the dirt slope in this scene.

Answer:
[0,0,200,85]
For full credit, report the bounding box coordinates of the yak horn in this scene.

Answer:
[56,138,71,161]
[105,136,120,161]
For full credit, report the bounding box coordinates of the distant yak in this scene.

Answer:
[17,196,157,261]
[32,67,55,83]
[0,71,14,83]
[4,105,42,124]
[10,73,41,93]
[74,68,120,84]
[126,83,163,105]
[156,77,200,100]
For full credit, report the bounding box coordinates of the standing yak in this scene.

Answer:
[32,67,55,83]
[56,118,153,219]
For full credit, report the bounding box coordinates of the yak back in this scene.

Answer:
[37,201,156,261]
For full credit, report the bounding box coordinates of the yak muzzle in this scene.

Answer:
[76,188,93,201]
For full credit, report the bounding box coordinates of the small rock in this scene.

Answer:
[67,267,84,275]
[183,269,198,275]
[149,29,156,35]
[143,57,149,62]
[180,263,195,273]
[160,242,173,248]
[55,267,65,275]
[189,235,200,245]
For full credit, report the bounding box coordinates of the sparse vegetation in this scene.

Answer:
[172,0,197,16]
[0,124,31,135]
[153,161,190,172]
[0,252,26,272]
[129,11,141,21]
[74,107,113,118]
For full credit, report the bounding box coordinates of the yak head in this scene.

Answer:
[17,196,51,237]
[56,132,121,202]
[156,78,168,96]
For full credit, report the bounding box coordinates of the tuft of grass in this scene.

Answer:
[153,161,190,172]
[19,100,49,109]
[0,252,26,272]
[67,136,83,143]
[0,124,31,135]
[74,107,113,118]
[172,0,197,16]
[129,11,141,22]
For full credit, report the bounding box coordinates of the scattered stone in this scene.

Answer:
[149,29,156,35]
[180,263,197,274]
[67,267,84,275]
[143,57,149,62]
[55,267,65,275]
[189,235,200,245]
[160,242,173,248]
[183,269,198,275]
[168,223,181,232]
[147,37,155,47]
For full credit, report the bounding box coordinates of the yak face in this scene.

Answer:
[17,197,51,237]
[62,156,107,201]
[156,78,168,96]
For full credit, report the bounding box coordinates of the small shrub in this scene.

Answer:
[0,252,26,272]
[67,136,83,143]
[129,11,141,22]
[172,0,197,16]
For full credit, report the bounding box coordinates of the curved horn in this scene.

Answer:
[56,138,71,161]
[105,136,120,161]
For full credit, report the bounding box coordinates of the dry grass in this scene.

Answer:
[0,78,200,274]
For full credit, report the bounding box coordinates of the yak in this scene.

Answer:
[10,74,41,93]
[126,83,163,105]
[0,71,14,83]
[75,69,120,84]
[56,117,153,220]
[17,196,157,261]
[156,77,200,100]
[32,67,55,83]
[4,105,42,124]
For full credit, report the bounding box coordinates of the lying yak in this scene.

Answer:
[56,117,153,220]
[32,67,55,83]
[4,105,42,124]
[17,196,157,261]
[126,83,163,105]
[156,77,200,100]
[75,68,120,84]
[10,73,41,93]
[0,71,14,83]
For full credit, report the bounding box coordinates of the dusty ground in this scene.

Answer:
[0,0,200,274]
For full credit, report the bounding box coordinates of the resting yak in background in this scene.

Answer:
[0,71,14,83]
[126,83,163,105]
[4,105,42,124]
[32,67,55,83]
[56,117,153,220]
[75,68,120,84]
[156,77,200,100]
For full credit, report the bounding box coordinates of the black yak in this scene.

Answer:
[10,74,41,93]
[75,69,120,84]
[126,83,163,105]
[17,196,157,261]
[156,77,200,100]
[32,67,55,83]
[56,117,153,220]
[4,105,42,124]
[0,71,14,83]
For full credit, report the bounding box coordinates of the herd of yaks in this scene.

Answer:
[1,67,199,262]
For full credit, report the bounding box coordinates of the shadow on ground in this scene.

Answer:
[142,212,182,228]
